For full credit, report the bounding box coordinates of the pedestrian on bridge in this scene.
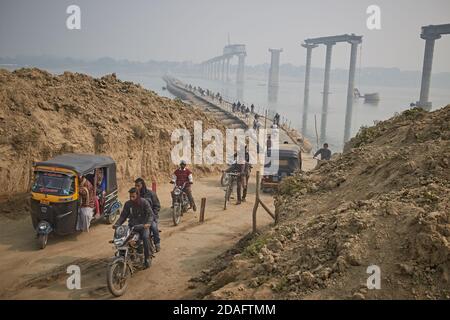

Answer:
[266,134,272,157]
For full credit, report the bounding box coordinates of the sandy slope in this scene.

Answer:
[190,106,450,300]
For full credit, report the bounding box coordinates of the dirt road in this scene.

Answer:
[0,173,279,300]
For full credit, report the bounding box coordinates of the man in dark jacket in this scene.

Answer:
[314,143,332,161]
[114,187,154,269]
[135,178,161,252]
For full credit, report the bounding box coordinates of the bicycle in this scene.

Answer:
[223,172,240,210]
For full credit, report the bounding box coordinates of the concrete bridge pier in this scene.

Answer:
[268,48,283,88]
[268,85,278,105]
[301,43,318,135]
[320,42,335,144]
[416,24,450,110]
[343,39,361,143]
[221,59,226,81]
[236,53,245,84]
[215,61,220,80]
[268,48,282,105]
[304,34,363,145]
[226,58,230,82]
[417,34,441,110]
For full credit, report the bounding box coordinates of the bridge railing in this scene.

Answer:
[175,79,310,151]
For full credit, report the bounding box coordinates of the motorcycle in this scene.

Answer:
[106,224,154,297]
[171,182,190,226]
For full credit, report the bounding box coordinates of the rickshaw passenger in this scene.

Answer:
[95,168,106,218]
[76,175,96,232]
[96,168,106,193]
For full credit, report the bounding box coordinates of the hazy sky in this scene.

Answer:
[1,0,450,71]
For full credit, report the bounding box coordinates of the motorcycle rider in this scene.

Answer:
[113,187,154,269]
[134,178,161,252]
[171,160,196,211]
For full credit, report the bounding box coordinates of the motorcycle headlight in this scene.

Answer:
[113,238,126,246]
[115,225,128,238]
[174,188,181,196]
[113,225,130,246]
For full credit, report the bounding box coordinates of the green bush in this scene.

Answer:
[242,233,272,258]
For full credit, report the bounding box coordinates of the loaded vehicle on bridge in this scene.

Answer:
[30,153,122,249]
[261,144,301,193]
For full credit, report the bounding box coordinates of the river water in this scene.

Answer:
[169,74,450,152]
[46,68,450,152]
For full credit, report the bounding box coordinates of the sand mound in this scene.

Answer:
[190,105,450,300]
[0,68,225,218]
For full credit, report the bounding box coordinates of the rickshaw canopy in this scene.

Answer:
[34,153,117,192]
[264,144,300,175]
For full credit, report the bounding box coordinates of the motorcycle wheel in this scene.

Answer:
[172,203,182,226]
[38,234,48,249]
[107,258,131,297]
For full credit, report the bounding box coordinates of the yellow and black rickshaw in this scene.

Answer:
[30,153,121,249]
[261,144,301,192]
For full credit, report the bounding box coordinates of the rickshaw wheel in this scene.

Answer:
[38,234,48,249]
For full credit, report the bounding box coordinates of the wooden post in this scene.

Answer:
[314,114,319,150]
[264,109,268,129]
[199,197,206,223]
[252,171,277,234]
[252,171,260,233]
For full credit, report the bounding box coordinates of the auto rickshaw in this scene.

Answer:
[261,144,300,192]
[30,153,122,249]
